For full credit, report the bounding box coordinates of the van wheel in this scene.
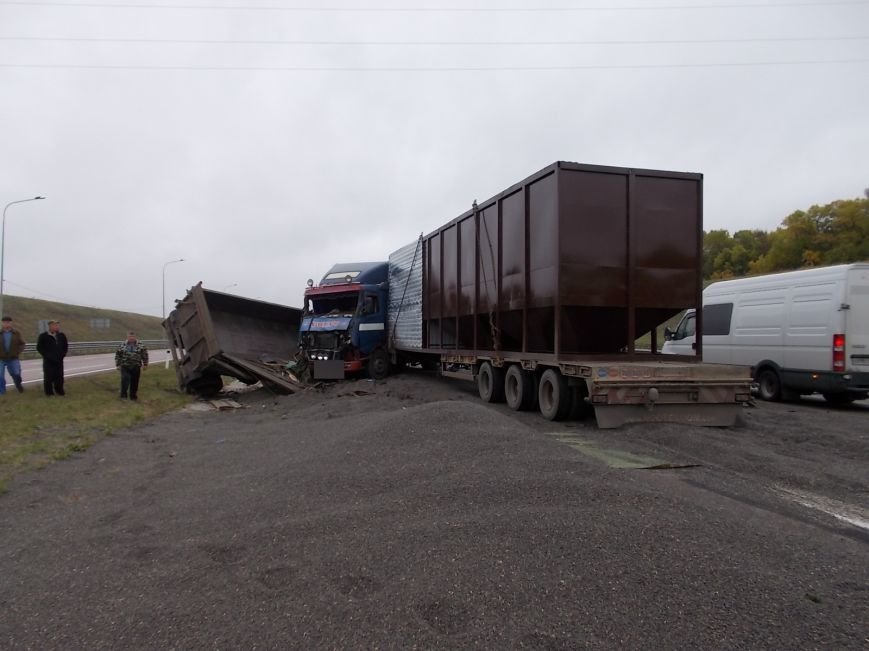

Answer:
[538,369,571,421]
[822,393,855,406]
[756,368,782,401]
[368,349,390,380]
[504,365,536,411]
[478,362,505,403]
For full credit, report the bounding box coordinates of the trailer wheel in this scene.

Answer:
[756,368,782,401]
[538,369,571,421]
[567,383,594,420]
[505,365,536,411]
[187,373,223,397]
[478,362,505,403]
[369,349,390,380]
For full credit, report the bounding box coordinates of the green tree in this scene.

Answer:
[752,197,868,273]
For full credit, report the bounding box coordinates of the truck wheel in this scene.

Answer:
[369,349,390,380]
[505,365,536,411]
[478,362,505,403]
[756,368,782,401]
[538,369,570,421]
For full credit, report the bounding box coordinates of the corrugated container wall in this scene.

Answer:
[418,161,702,356]
[388,238,424,350]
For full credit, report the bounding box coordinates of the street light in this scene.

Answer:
[1,196,45,318]
[162,258,185,321]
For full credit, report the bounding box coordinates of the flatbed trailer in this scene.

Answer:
[388,161,751,427]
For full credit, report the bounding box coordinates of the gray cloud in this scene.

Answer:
[2,1,867,315]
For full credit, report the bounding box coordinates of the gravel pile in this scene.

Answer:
[1,374,867,649]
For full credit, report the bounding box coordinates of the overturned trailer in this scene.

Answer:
[163,283,303,396]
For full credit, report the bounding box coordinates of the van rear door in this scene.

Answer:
[846,266,869,372]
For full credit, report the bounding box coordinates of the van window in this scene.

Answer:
[703,303,734,336]
[675,314,696,340]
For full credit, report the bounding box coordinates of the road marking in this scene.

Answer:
[776,486,869,532]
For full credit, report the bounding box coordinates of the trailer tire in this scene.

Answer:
[478,362,505,403]
[505,365,536,411]
[538,369,571,421]
[756,367,782,401]
[187,373,223,397]
[369,349,390,380]
[567,383,594,420]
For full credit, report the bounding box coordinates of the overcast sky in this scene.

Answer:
[1,0,867,317]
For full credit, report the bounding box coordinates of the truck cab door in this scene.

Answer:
[662,312,697,356]
[356,291,387,356]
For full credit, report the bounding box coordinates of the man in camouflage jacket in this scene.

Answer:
[115,331,148,400]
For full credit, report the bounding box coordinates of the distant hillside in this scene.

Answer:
[2,295,165,343]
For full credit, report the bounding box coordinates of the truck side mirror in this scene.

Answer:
[362,296,375,315]
[664,327,673,341]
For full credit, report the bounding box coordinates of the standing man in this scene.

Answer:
[36,320,69,396]
[115,331,148,401]
[0,316,26,395]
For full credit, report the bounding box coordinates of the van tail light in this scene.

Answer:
[833,333,846,372]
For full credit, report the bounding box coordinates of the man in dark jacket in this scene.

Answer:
[0,315,26,395]
[36,319,69,396]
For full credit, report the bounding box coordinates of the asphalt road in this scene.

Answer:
[19,351,173,386]
[0,372,866,649]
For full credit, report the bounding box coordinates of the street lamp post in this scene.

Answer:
[1,196,45,318]
[162,258,185,321]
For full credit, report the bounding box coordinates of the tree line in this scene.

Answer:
[703,190,869,280]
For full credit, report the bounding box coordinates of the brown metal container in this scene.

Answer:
[422,161,702,358]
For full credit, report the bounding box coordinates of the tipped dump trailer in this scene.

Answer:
[164,283,303,396]
[306,161,751,427]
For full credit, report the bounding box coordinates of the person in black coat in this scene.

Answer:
[36,320,69,396]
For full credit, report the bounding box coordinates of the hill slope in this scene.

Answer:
[2,295,164,343]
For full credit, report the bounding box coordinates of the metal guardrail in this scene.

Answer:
[22,339,169,354]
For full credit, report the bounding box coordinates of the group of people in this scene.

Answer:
[0,316,150,400]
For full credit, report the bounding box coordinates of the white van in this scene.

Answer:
[662,263,869,404]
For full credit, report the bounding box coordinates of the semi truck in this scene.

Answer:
[298,161,751,428]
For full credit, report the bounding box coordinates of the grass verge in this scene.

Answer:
[0,366,191,493]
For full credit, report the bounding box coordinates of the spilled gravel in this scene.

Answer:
[1,372,867,649]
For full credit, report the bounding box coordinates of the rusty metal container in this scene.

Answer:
[164,283,303,395]
[420,161,702,358]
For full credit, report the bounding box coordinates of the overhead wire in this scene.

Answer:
[1,59,867,71]
[1,0,867,10]
[1,35,866,46]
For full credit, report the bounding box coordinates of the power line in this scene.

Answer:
[1,58,867,71]
[1,0,867,11]
[2,35,867,46]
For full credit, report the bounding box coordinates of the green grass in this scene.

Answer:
[2,294,165,344]
[0,366,191,493]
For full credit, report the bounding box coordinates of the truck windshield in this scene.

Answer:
[307,293,359,317]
